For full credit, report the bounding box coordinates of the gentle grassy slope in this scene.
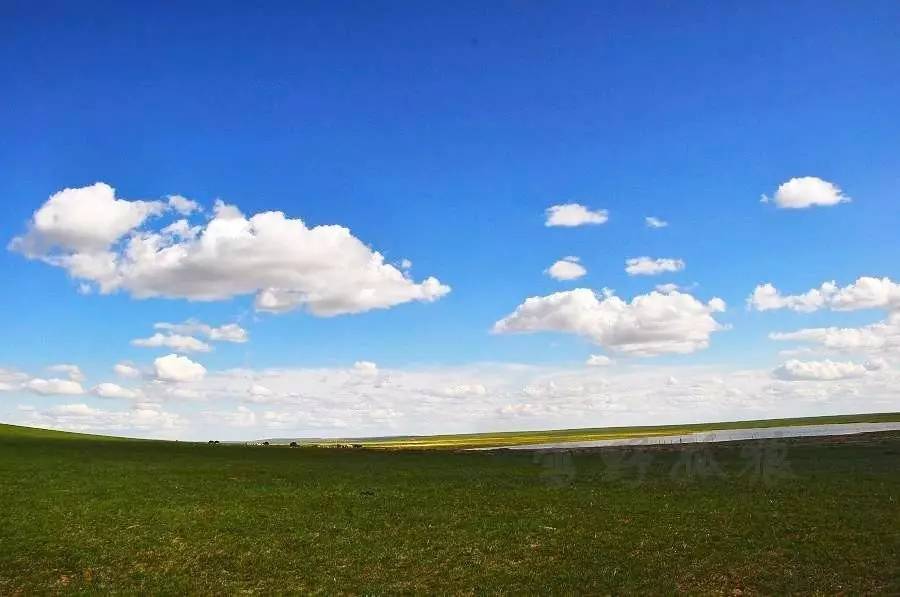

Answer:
[0,422,134,441]
[1,423,898,593]
[298,412,900,449]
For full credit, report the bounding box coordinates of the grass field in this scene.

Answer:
[1,420,899,594]
[289,411,900,449]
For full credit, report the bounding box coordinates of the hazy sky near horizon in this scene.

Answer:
[1,1,899,439]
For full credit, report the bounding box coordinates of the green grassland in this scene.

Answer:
[295,411,900,449]
[2,421,899,594]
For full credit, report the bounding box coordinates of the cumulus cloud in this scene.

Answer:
[761,176,851,209]
[155,320,248,343]
[545,256,587,281]
[132,333,211,353]
[24,378,86,395]
[772,359,870,381]
[114,362,141,378]
[48,364,85,382]
[586,354,613,367]
[645,216,668,228]
[625,257,685,276]
[493,288,726,356]
[768,310,900,364]
[92,382,142,400]
[748,283,829,312]
[8,183,166,255]
[167,195,201,215]
[11,183,450,317]
[154,354,207,382]
[770,314,900,353]
[545,203,608,227]
[748,276,900,313]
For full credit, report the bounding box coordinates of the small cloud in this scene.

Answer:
[353,361,378,376]
[545,256,587,281]
[764,176,850,209]
[655,283,679,293]
[48,364,85,382]
[114,362,141,378]
[167,194,201,215]
[24,377,85,396]
[586,354,612,367]
[154,354,207,383]
[645,216,668,229]
[132,333,211,353]
[545,203,608,227]
[625,257,685,276]
[92,382,142,400]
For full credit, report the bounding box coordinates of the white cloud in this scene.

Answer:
[205,405,257,428]
[8,182,166,255]
[155,320,248,343]
[246,384,275,403]
[132,333,211,353]
[772,359,870,381]
[0,368,29,392]
[167,195,201,215]
[586,354,613,367]
[625,257,685,276]
[497,403,547,417]
[93,382,142,400]
[761,176,851,209]
[545,203,608,227]
[160,219,201,241]
[493,288,726,357]
[20,402,185,434]
[645,216,668,228]
[48,364,85,382]
[114,362,141,378]
[24,377,85,395]
[353,361,379,376]
[864,358,888,372]
[748,277,900,313]
[438,384,486,398]
[545,256,587,281]
[770,314,900,353]
[748,283,829,312]
[154,354,207,382]
[12,358,900,440]
[11,184,450,317]
[655,283,680,293]
[769,311,900,362]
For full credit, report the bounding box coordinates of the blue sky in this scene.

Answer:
[1,2,898,439]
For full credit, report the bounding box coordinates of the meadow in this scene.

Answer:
[1,421,898,594]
